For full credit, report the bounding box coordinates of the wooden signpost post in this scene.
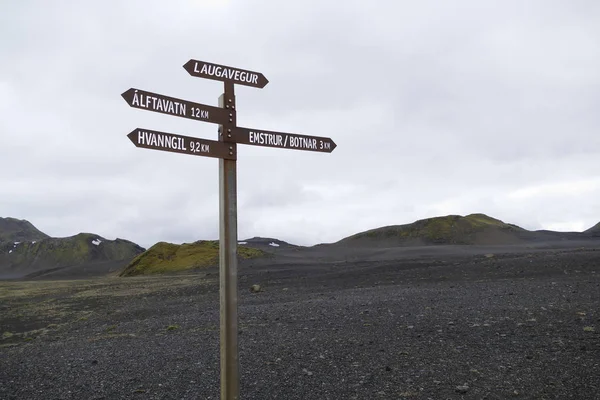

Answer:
[121,59,336,400]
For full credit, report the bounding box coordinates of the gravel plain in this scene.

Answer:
[1,245,599,399]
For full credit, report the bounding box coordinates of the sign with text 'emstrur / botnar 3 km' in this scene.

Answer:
[121,58,336,400]
[232,127,336,153]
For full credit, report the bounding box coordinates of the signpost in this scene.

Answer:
[122,59,336,400]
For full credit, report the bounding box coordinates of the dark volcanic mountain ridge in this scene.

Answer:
[3,213,600,279]
[238,236,301,252]
[0,217,49,243]
[585,222,600,236]
[0,218,145,279]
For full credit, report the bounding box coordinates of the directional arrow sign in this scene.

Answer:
[127,128,235,160]
[121,88,231,125]
[230,127,336,153]
[183,59,269,89]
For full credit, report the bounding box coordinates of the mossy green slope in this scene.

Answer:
[339,213,525,245]
[1,233,145,272]
[119,240,268,277]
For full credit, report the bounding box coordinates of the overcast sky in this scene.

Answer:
[1,0,599,248]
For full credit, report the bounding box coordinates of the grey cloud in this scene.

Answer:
[1,0,599,247]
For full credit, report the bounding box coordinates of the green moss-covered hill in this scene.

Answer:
[0,217,49,243]
[1,232,145,274]
[119,240,269,277]
[337,213,529,247]
[0,218,146,279]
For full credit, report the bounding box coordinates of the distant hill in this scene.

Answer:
[237,237,301,252]
[335,213,588,247]
[3,213,598,279]
[119,240,269,277]
[584,222,600,236]
[0,218,145,279]
[0,217,49,243]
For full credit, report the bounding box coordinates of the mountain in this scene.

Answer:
[584,222,600,233]
[584,222,600,236]
[237,237,302,252]
[0,217,49,242]
[334,213,584,247]
[119,240,269,277]
[3,213,598,280]
[0,218,145,279]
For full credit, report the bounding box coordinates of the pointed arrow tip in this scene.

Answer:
[121,88,134,102]
[127,129,138,144]
[182,60,193,72]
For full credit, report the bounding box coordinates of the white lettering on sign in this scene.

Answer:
[319,140,331,150]
[195,62,259,84]
[190,141,210,154]
[249,131,284,146]
[131,90,186,116]
[137,130,188,151]
[247,130,326,150]
[289,136,317,150]
[190,107,209,120]
[247,130,329,150]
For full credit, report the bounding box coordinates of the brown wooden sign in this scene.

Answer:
[183,59,269,89]
[127,128,235,160]
[121,88,231,125]
[229,127,337,153]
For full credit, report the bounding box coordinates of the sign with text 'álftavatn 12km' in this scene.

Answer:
[121,88,230,125]
[127,128,235,160]
[183,59,269,89]
[230,127,337,153]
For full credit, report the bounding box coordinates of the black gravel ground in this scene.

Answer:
[1,246,599,399]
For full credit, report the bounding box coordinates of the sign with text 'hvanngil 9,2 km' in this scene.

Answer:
[121,88,230,125]
[127,128,235,160]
